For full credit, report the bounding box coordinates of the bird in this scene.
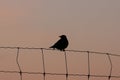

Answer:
[50,35,69,51]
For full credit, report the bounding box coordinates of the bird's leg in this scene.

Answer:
[53,48,55,50]
[61,49,65,51]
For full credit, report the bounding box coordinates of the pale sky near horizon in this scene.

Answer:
[0,0,120,80]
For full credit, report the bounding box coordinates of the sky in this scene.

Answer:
[0,0,120,80]
[0,0,120,52]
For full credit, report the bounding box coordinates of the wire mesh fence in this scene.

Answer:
[0,47,120,80]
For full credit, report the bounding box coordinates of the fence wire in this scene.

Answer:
[0,47,120,80]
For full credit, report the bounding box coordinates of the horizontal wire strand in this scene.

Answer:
[0,46,119,56]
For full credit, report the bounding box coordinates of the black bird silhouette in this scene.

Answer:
[50,35,69,51]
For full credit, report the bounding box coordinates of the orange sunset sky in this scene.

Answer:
[0,0,120,80]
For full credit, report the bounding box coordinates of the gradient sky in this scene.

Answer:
[0,0,120,80]
[0,0,120,52]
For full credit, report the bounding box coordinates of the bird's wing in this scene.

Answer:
[50,39,62,48]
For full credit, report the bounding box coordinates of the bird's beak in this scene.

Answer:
[59,35,62,37]
[59,36,61,37]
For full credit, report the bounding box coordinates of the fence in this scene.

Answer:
[0,47,120,80]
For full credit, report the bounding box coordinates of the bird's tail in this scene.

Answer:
[49,46,53,48]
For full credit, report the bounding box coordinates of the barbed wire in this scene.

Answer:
[0,46,120,80]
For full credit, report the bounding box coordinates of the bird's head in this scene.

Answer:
[59,35,66,38]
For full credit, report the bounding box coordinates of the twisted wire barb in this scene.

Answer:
[64,51,68,80]
[16,47,22,80]
[41,48,46,80]
[107,53,113,80]
[87,51,90,80]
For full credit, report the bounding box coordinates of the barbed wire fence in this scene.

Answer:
[0,47,120,80]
